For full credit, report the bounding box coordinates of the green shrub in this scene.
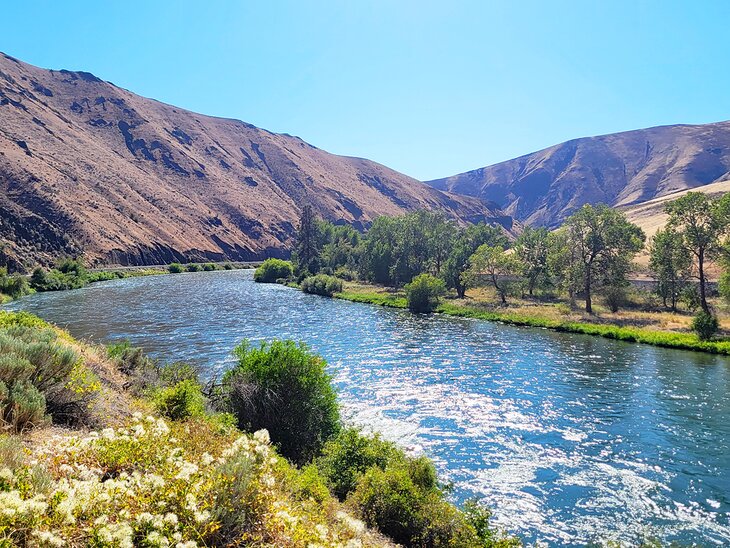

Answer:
[692,311,719,341]
[334,266,356,281]
[168,262,184,273]
[203,263,217,271]
[220,340,340,465]
[223,262,234,270]
[603,286,627,313]
[56,258,86,277]
[0,268,30,299]
[317,428,401,499]
[301,274,343,297]
[186,263,202,272]
[253,259,294,283]
[347,464,482,546]
[405,273,446,312]
[153,379,206,420]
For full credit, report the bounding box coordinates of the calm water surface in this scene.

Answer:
[5,270,730,546]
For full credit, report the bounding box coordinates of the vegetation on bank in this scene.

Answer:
[0,310,518,547]
[252,193,730,350]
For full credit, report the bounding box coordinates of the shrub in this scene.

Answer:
[301,274,343,297]
[405,273,446,312]
[317,428,401,500]
[220,340,340,465]
[153,379,206,420]
[253,259,294,283]
[0,325,96,432]
[186,263,202,272]
[603,286,627,313]
[203,263,217,271]
[0,268,30,299]
[692,311,719,341]
[56,258,86,277]
[223,262,234,270]
[334,266,356,281]
[168,262,184,273]
[347,464,482,546]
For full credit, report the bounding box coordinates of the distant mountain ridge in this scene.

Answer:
[427,121,730,227]
[0,52,512,269]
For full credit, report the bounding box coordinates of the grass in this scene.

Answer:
[333,282,730,355]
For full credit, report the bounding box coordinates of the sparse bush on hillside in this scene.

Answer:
[220,340,340,465]
[253,258,294,283]
[692,311,719,341]
[301,274,343,297]
[405,273,446,312]
[168,262,184,273]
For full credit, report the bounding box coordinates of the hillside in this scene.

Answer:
[427,121,730,227]
[0,53,512,269]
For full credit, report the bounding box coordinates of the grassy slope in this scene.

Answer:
[335,283,730,355]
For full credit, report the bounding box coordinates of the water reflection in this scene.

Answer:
[5,269,730,546]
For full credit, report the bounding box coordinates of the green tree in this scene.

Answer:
[296,205,321,275]
[562,204,645,314]
[649,228,691,311]
[665,192,730,313]
[514,226,550,296]
[443,224,507,298]
[547,230,582,305]
[464,245,520,305]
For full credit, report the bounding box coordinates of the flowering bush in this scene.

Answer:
[0,414,386,547]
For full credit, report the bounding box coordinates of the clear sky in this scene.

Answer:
[3,1,730,180]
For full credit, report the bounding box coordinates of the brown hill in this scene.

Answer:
[427,121,730,227]
[0,53,512,269]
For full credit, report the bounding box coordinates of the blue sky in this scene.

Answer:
[3,1,730,180]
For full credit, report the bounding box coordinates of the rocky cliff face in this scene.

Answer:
[0,53,512,268]
[427,121,730,227]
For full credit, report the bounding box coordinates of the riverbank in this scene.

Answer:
[335,282,730,355]
[0,309,517,547]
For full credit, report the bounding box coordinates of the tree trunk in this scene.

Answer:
[698,248,709,313]
[584,271,593,314]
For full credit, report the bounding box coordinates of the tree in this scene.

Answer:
[464,244,520,305]
[562,204,645,314]
[296,205,321,275]
[443,224,507,298]
[547,229,581,305]
[514,226,550,296]
[665,192,730,313]
[649,228,691,311]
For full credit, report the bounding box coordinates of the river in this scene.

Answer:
[4,269,730,546]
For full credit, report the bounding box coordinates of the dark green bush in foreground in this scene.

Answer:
[405,273,446,312]
[301,274,343,297]
[186,263,202,272]
[692,311,719,341]
[253,258,294,283]
[317,427,517,547]
[219,339,340,465]
[168,262,184,273]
